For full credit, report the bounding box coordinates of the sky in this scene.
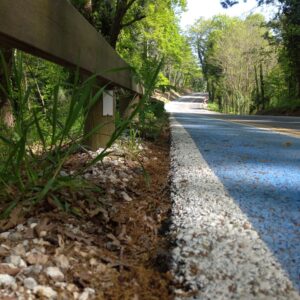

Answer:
[180,0,278,29]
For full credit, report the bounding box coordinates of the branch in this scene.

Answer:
[121,15,146,28]
[126,0,137,10]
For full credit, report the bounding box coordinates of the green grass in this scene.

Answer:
[207,102,220,113]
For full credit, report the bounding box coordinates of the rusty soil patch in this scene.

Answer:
[0,131,172,299]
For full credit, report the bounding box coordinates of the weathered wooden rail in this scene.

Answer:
[0,0,142,149]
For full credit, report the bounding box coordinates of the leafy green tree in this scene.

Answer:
[221,0,300,97]
[71,0,186,48]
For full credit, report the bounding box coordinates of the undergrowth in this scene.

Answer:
[0,51,163,222]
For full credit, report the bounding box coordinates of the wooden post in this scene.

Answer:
[119,94,133,117]
[84,90,115,151]
[122,95,141,119]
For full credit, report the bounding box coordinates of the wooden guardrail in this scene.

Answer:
[0,0,142,149]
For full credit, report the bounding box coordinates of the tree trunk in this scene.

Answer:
[0,47,14,128]
[259,63,265,110]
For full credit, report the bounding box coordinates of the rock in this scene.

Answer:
[26,252,49,265]
[0,245,9,257]
[89,258,97,266]
[60,170,68,177]
[66,283,77,292]
[22,240,29,250]
[39,231,47,238]
[30,223,38,229]
[54,255,69,269]
[0,263,21,276]
[0,274,16,288]
[9,232,23,241]
[32,238,51,246]
[23,277,38,290]
[243,222,251,230]
[79,287,95,300]
[12,244,26,256]
[23,264,43,276]
[45,267,64,281]
[0,232,10,239]
[120,191,132,202]
[16,224,26,232]
[34,285,57,299]
[5,255,27,268]
[54,281,67,288]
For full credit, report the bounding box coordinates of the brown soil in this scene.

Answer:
[0,131,173,299]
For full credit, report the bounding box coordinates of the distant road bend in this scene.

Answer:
[166,94,300,299]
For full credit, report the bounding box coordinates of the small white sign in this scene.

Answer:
[103,90,114,116]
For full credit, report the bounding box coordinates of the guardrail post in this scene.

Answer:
[121,94,140,118]
[84,90,116,151]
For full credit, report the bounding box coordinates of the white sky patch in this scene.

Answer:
[180,0,278,29]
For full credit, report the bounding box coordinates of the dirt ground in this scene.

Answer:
[0,130,173,299]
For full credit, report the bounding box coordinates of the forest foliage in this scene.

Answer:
[189,0,300,114]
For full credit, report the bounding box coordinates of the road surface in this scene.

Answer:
[166,94,300,299]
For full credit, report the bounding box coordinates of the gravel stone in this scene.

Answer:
[54,254,69,269]
[9,232,23,241]
[120,191,132,202]
[23,277,38,290]
[45,267,64,281]
[79,287,96,300]
[26,251,49,265]
[23,264,43,275]
[0,232,10,239]
[0,274,16,288]
[5,255,27,268]
[34,285,57,299]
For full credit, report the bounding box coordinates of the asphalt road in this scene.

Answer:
[166,95,300,295]
[171,93,300,137]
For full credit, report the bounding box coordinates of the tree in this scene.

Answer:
[71,0,186,49]
[116,1,199,90]
[0,47,14,127]
[189,14,277,113]
[221,0,300,97]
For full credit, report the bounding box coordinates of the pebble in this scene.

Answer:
[23,277,38,290]
[9,232,23,241]
[0,274,16,288]
[26,252,49,265]
[79,287,96,300]
[12,244,26,256]
[16,224,26,232]
[5,255,27,268]
[30,223,38,229]
[0,232,10,239]
[120,191,132,202]
[23,264,43,275]
[54,254,69,269]
[34,285,57,299]
[45,267,64,281]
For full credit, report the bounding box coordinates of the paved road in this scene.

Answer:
[166,95,300,299]
[170,93,300,137]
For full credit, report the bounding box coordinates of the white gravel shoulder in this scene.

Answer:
[169,116,300,300]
